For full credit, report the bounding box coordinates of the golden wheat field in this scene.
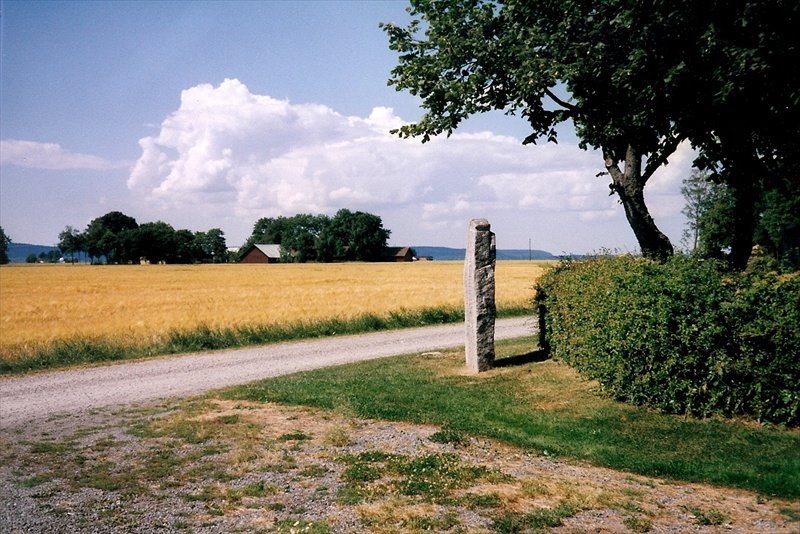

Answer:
[0,261,551,353]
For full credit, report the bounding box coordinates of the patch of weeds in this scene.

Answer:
[336,450,497,506]
[186,461,233,482]
[184,485,220,502]
[779,506,800,522]
[521,479,552,497]
[278,430,311,442]
[620,499,644,514]
[19,474,52,488]
[683,505,728,526]
[195,443,229,457]
[266,502,285,511]
[624,515,653,532]
[621,487,646,498]
[139,448,183,482]
[240,480,279,497]
[28,440,73,455]
[336,483,374,505]
[394,453,489,501]
[339,450,400,464]
[299,464,330,478]
[261,452,298,473]
[273,518,329,533]
[343,462,382,483]
[429,427,470,447]
[172,519,191,530]
[88,436,119,452]
[313,485,330,499]
[74,460,144,495]
[407,511,461,531]
[323,425,351,447]
[491,501,578,533]
[216,414,240,425]
[205,504,224,516]
[460,491,503,509]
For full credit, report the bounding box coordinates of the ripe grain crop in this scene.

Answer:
[0,261,550,358]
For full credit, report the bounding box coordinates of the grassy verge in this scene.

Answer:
[224,337,800,500]
[0,305,529,375]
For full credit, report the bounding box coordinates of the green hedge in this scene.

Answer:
[535,255,800,426]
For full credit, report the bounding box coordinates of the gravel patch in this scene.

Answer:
[1,398,797,533]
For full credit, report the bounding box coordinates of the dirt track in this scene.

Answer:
[0,317,534,427]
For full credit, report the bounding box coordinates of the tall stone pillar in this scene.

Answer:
[464,218,496,372]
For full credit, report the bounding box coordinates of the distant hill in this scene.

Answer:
[413,246,555,261]
[6,243,60,263]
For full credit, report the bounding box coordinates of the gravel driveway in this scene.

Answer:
[1,317,535,428]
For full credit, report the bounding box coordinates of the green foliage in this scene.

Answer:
[66,211,227,264]
[384,1,800,264]
[0,225,9,264]
[682,172,800,270]
[242,209,391,263]
[535,255,800,425]
[58,225,85,263]
[429,427,469,447]
[491,502,578,533]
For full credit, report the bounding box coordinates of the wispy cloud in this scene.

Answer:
[0,139,130,171]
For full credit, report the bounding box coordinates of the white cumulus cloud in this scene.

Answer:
[128,78,693,250]
[0,139,129,170]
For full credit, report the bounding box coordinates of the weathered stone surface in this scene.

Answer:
[464,218,496,372]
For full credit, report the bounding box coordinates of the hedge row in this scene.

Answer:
[535,254,799,426]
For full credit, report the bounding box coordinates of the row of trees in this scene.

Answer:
[383,0,799,269]
[242,209,391,263]
[58,211,228,264]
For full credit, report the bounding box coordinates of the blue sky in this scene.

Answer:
[1,0,693,253]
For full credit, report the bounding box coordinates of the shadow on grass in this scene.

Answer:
[494,349,549,368]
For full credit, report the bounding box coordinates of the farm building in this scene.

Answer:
[239,244,415,263]
[239,244,282,264]
[380,247,415,262]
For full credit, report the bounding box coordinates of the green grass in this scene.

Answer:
[0,305,529,375]
[224,337,800,499]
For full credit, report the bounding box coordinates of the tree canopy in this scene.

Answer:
[383,0,799,266]
[61,211,227,264]
[242,209,392,263]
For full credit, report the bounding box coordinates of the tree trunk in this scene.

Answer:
[605,145,674,261]
[728,179,757,270]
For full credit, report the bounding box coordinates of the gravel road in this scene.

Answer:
[0,317,535,428]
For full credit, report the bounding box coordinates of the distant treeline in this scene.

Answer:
[53,208,392,265]
[57,211,228,264]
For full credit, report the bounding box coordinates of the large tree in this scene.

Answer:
[671,1,800,268]
[319,209,392,261]
[83,211,139,264]
[241,216,292,253]
[196,228,228,263]
[58,225,86,264]
[383,0,798,263]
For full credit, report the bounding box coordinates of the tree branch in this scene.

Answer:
[642,135,682,183]
[544,88,580,113]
